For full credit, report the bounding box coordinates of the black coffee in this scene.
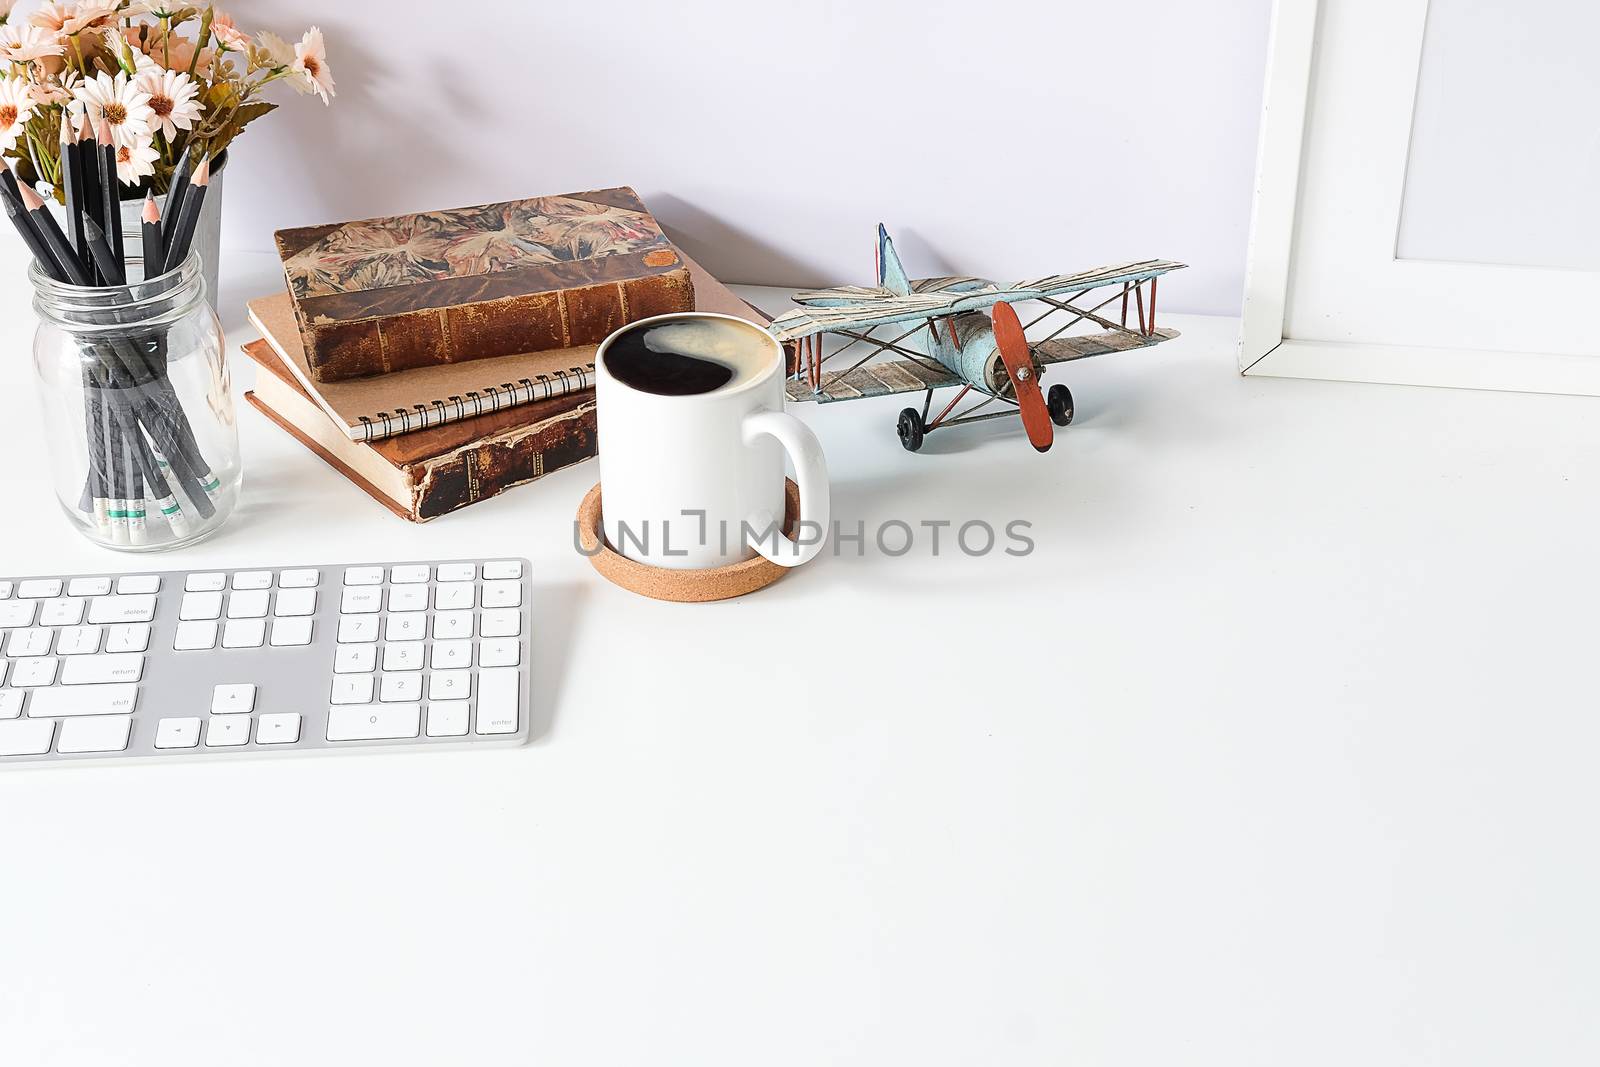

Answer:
[604,317,772,396]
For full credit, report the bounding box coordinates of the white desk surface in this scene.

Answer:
[3,251,1598,1066]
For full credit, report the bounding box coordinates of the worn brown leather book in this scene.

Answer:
[275,187,695,382]
[242,339,596,522]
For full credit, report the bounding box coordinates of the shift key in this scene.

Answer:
[31,683,139,717]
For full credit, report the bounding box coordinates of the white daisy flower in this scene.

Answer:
[115,138,159,185]
[70,70,153,150]
[0,22,64,62]
[135,67,201,140]
[0,75,36,155]
[292,26,335,104]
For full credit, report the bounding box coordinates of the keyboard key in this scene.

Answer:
[256,713,301,744]
[0,600,37,628]
[476,668,520,734]
[479,609,520,638]
[60,653,144,685]
[105,624,150,653]
[211,684,257,714]
[117,575,160,595]
[31,684,139,717]
[434,582,475,610]
[380,673,422,702]
[205,717,250,747]
[340,587,382,614]
[274,589,316,617]
[57,716,132,753]
[6,628,52,657]
[185,572,227,592]
[56,716,130,751]
[180,590,224,620]
[334,645,377,674]
[232,571,273,590]
[385,612,427,641]
[389,565,430,584]
[431,640,472,669]
[0,718,53,755]
[327,703,420,741]
[426,703,469,737]
[18,579,62,598]
[483,560,522,580]
[480,580,521,608]
[386,585,428,613]
[88,594,156,624]
[337,616,379,643]
[67,577,112,597]
[270,618,314,647]
[173,620,219,651]
[0,691,25,719]
[279,569,320,588]
[155,717,202,749]
[222,618,267,649]
[10,657,59,687]
[0,580,11,598]
[40,597,85,627]
[428,670,471,701]
[478,638,520,668]
[56,626,103,656]
[436,563,475,582]
[228,590,270,619]
[382,642,424,671]
[432,611,473,639]
[343,567,384,587]
[331,675,375,705]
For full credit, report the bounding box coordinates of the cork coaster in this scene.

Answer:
[577,480,801,603]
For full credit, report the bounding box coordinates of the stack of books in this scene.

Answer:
[242,189,772,521]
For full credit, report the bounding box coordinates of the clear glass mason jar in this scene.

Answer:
[29,253,241,551]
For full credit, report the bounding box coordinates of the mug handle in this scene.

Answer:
[741,410,830,567]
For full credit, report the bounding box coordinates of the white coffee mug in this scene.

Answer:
[596,312,829,570]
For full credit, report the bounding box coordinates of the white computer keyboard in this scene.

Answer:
[0,558,532,765]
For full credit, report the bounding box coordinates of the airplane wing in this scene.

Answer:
[785,356,961,404]
[771,259,1185,342]
[1032,326,1180,365]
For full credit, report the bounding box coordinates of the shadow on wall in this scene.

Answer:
[654,194,971,290]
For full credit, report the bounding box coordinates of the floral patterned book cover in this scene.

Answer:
[275,187,695,383]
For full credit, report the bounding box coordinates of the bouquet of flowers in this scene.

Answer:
[0,1,334,199]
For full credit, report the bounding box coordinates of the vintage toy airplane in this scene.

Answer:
[770,227,1185,452]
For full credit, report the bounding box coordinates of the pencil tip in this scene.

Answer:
[79,112,94,140]
[18,182,44,211]
[193,158,211,185]
[60,117,76,145]
[142,192,160,223]
[83,213,103,239]
[96,117,113,144]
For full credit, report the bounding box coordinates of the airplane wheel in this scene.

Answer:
[1047,384,1075,427]
[897,408,925,452]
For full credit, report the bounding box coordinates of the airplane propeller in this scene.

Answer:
[990,301,1054,452]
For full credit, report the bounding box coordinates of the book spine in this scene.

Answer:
[410,400,598,521]
[304,266,696,383]
[352,364,594,443]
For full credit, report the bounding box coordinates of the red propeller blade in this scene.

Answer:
[990,301,1053,452]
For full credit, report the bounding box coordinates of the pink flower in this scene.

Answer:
[291,26,334,104]
[62,2,119,35]
[211,11,250,52]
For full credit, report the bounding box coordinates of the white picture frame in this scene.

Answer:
[1238,0,1600,395]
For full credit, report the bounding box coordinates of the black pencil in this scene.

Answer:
[61,117,87,266]
[96,117,123,274]
[3,192,63,282]
[77,115,101,283]
[140,192,163,280]
[162,145,195,246]
[164,155,209,273]
[82,215,126,286]
[18,181,90,285]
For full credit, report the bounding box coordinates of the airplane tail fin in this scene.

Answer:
[876,224,912,296]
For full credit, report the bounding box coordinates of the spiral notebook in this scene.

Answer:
[245,250,771,443]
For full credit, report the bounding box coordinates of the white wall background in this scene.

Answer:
[210,0,1271,315]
